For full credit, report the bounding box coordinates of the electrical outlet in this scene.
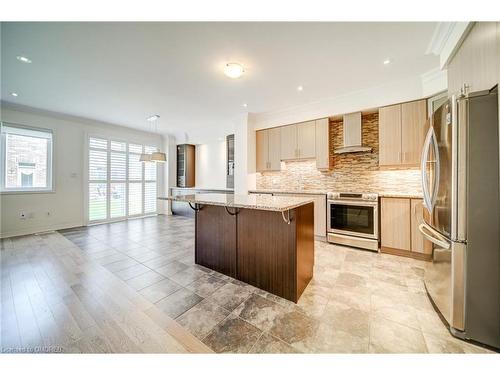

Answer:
[20,211,26,220]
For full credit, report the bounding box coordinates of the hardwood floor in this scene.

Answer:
[0,216,211,353]
[1,215,494,354]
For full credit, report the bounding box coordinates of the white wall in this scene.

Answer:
[0,104,164,238]
[252,74,429,130]
[194,141,227,189]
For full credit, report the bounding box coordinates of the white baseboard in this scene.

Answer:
[0,221,84,239]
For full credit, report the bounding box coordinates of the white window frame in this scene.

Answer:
[85,134,159,225]
[0,122,54,193]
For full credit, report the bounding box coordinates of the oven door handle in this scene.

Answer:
[328,200,378,207]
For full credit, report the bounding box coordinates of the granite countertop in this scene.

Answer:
[170,187,235,192]
[158,193,314,212]
[250,188,422,199]
[378,192,423,199]
[249,189,328,196]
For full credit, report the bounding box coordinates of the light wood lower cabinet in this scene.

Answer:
[381,198,411,251]
[380,197,432,260]
[410,199,432,255]
[273,193,326,238]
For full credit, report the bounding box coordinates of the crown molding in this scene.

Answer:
[421,67,448,97]
[426,22,455,56]
[426,22,473,68]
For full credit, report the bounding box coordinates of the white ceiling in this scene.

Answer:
[1,22,439,142]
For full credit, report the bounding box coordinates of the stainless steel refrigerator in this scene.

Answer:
[420,87,500,350]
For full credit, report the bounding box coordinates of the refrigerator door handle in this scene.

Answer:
[421,126,440,211]
[419,223,450,249]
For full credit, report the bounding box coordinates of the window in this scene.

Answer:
[0,123,53,192]
[87,136,158,223]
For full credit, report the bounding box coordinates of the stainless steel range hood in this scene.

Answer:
[334,112,372,154]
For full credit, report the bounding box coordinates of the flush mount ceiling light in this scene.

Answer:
[16,55,32,64]
[383,58,392,65]
[223,63,244,79]
[297,85,304,92]
[146,114,160,122]
[11,92,19,97]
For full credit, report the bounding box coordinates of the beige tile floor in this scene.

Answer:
[0,215,495,354]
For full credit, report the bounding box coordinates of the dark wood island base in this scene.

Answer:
[195,203,314,303]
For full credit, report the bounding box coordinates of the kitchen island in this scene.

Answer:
[158,193,315,302]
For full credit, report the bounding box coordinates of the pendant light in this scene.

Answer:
[140,116,154,163]
[150,151,166,162]
[149,115,167,163]
[139,153,151,162]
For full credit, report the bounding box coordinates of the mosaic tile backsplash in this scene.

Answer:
[256,113,423,196]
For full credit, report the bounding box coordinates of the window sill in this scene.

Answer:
[0,189,55,195]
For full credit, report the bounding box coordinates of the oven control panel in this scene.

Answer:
[327,192,378,201]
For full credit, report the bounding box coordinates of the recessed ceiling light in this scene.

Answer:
[146,114,160,122]
[383,59,392,65]
[242,103,248,108]
[16,55,32,64]
[223,63,244,79]
[11,92,19,97]
[297,85,304,92]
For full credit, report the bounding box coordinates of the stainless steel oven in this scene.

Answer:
[327,192,379,251]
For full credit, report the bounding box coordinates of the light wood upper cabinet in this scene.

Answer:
[280,124,297,160]
[410,199,432,255]
[381,197,411,251]
[379,104,402,166]
[280,121,316,160]
[401,100,427,166]
[256,128,281,172]
[315,118,330,170]
[448,22,498,95]
[256,130,269,172]
[267,127,281,170]
[297,121,316,159]
[379,99,427,167]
